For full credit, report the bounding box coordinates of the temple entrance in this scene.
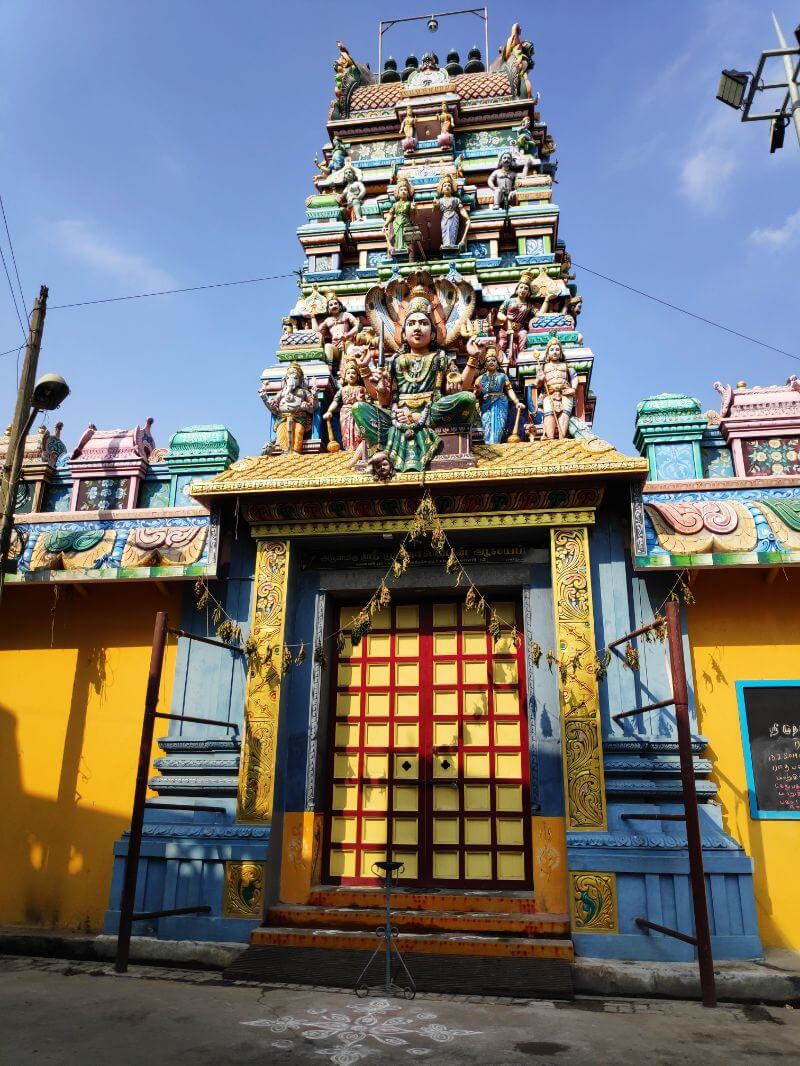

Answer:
[323,599,532,889]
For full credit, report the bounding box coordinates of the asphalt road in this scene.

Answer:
[1,955,799,1065]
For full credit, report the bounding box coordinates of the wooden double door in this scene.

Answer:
[324,598,533,888]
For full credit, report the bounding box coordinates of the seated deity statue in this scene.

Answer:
[535,336,577,440]
[260,363,316,454]
[495,270,536,366]
[350,285,481,473]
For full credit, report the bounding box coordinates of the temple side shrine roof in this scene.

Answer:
[190,438,647,498]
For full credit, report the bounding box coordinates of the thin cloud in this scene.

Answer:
[748,207,800,249]
[680,142,738,210]
[52,219,176,291]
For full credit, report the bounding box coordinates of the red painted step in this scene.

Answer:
[307,886,540,915]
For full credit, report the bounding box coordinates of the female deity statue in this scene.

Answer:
[323,362,367,453]
[340,166,366,221]
[535,336,577,440]
[474,348,525,445]
[495,271,536,366]
[437,103,454,149]
[401,106,417,153]
[351,285,480,473]
[260,363,316,454]
[383,177,415,257]
[436,173,470,250]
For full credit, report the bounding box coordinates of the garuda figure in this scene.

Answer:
[353,275,481,472]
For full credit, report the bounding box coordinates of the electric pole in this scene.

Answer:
[0,285,48,606]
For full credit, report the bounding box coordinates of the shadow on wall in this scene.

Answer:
[0,701,128,930]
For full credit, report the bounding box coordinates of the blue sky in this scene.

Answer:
[0,0,797,457]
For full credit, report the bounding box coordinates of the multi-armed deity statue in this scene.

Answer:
[258,23,603,476]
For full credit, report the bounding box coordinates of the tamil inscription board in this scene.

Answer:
[736,681,800,820]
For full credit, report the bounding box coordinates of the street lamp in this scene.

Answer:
[32,374,70,411]
[716,14,800,150]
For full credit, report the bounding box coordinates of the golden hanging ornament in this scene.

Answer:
[530,641,542,667]
[623,642,640,671]
[445,550,459,574]
[295,642,307,666]
[313,645,328,669]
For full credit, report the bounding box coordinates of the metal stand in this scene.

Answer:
[355,861,416,999]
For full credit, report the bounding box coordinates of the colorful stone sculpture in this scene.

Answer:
[475,349,526,444]
[311,292,359,369]
[437,103,454,149]
[495,271,535,365]
[340,165,366,220]
[436,173,469,250]
[488,151,518,210]
[260,363,316,454]
[351,283,480,473]
[383,177,416,257]
[536,337,578,439]
[323,363,367,453]
[401,106,417,153]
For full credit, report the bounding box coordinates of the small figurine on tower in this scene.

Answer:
[535,336,577,440]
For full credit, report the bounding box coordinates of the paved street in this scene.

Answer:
[1,955,799,1065]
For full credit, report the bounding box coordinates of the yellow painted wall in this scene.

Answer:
[0,582,182,931]
[688,568,800,950]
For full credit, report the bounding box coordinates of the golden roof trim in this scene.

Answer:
[190,440,648,498]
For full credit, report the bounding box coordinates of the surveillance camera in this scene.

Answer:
[427,16,438,32]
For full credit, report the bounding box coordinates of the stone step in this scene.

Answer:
[268,904,569,938]
[224,943,574,998]
[250,925,574,960]
[307,886,539,914]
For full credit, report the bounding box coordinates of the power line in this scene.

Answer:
[0,191,27,322]
[0,344,24,359]
[49,271,296,309]
[0,238,27,343]
[572,260,799,364]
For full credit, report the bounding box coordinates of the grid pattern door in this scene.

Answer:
[324,600,532,888]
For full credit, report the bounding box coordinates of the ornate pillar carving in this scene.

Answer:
[236,538,291,823]
[550,526,607,831]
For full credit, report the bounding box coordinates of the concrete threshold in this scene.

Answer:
[1,927,798,1006]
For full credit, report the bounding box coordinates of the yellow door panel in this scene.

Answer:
[463,721,489,747]
[393,785,419,811]
[493,660,518,684]
[463,660,487,684]
[331,817,357,844]
[366,663,390,686]
[364,753,389,778]
[433,754,457,779]
[339,607,361,629]
[463,690,488,716]
[462,603,485,626]
[497,818,524,845]
[334,753,358,778]
[365,692,390,717]
[392,818,418,845]
[493,633,517,654]
[433,784,459,810]
[495,752,522,778]
[433,661,458,685]
[490,601,516,620]
[360,849,387,878]
[394,722,419,747]
[333,784,359,810]
[433,603,458,627]
[464,752,490,778]
[495,784,523,811]
[433,631,458,655]
[493,690,519,715]
[394,852,418,879]
[394,753,419,779]
[337,692,361,718]
[465,851,492,879]
[335,722,360,747]
[395,662,419,686]
[361,818,388,844]
[395,605,419,629]
[464,818,491,845]
[433,851,459,879]
[495,722,521,746]
[364,723,389,748]
[462,631,487,655]
[395,693,419,716]
[367,633,391,657]
[362,785,388,811]
[329,849,356,877]
[433,689,458,716]
[370,606,391,628]
[433,817,460,844]
[395,633,419,656]
[337,663,359,686]
[464,784,491,810]
[433,722,459,748]
[497,852,525,880]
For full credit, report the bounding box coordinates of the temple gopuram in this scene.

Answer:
[2,19,798,997]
